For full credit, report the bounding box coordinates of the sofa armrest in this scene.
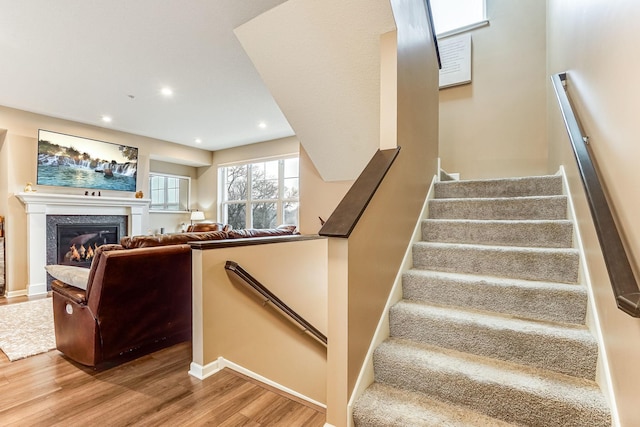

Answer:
[51,279,87,305]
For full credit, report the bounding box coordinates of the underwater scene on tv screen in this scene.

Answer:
[37,130,138,192]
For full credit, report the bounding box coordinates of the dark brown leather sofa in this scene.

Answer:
[51,226,298,367]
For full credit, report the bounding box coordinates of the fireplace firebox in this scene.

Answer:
[46,214,127,271]
[56,224,119,267]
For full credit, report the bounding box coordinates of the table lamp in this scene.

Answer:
[190,210,205,225]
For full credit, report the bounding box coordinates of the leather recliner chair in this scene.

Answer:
[51,243,192,367]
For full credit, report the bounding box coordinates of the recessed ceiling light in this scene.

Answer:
[101,115,112,123]
[258,121,267,129]
[195,138,202,144]
[161,87,173,97]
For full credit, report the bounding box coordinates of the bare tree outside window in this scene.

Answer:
[224,165,248,229]
[220,157,299,229]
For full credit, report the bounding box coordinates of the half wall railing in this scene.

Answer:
[319,148,401,237]
[551,72,640,317]
[224,260,328,345]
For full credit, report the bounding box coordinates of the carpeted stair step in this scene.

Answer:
[422,218,573,247]
[428,195,568,220]
[402,270,587,324]
[353,382,514,427]
[373,339,610,427]
[413,242,580,283]
[389,300,597,379]
[434,175,563,199]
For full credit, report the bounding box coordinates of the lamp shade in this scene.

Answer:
[190,211,205,221]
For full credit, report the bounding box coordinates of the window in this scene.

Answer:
[219,157,299,229]
[431,0,486,36]
[149,173,190,212]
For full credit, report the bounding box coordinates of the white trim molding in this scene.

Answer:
[16,192,150,295]
[559,166,620,426]
[189,357,326,410]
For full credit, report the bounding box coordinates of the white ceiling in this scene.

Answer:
[0,0,294,152]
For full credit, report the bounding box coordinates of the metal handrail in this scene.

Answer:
[551,72,640,317]
[224,261,328,345]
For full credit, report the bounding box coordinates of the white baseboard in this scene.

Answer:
[559,166,619,427]
[5,289,28,298]
[188,359,222,380]
[28,282,47,297]
[189,357,326,409]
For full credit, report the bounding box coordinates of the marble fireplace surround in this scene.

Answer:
[17,192,150,296]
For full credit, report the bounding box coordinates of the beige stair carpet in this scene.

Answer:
[353,175,611,426]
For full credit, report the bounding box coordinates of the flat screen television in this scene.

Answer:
[37,129,138,192]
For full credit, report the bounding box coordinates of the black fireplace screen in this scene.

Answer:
[56,224,119,267]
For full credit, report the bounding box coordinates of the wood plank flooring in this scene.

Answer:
[0,297,325,426]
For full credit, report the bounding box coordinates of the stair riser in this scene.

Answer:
[434,176,563,199]
[413,244,580,283]
[389,306,597,379]
[422,220,573,248]
[353,384,514,427]
[374,346,610,426]
[429,197,567,220]
[402,272,587,324]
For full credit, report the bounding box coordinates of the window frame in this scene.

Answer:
[149,172,191,213]
[431,0,488,39]
[218,155,299,229]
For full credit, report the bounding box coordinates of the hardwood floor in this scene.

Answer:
[0,297,325,426]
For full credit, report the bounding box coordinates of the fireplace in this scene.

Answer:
[17,192,149,296]
[56,224,120,267]
[46,215,127,271]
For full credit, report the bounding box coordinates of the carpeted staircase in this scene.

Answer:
[353,175,611,426]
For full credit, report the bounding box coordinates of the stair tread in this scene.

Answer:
[422,218,574,247]
[432,194,567,202]
[412,241,580,284]
[434,175,563,199]
[402,269,588,325]
[389,300,597,379]
[404,269,586,290]
[414,240,579,253]
[423,218,573,223]
[354,382,515,427]
[392,299,593,337]
[429,195,568,221]
[376,338,609,411]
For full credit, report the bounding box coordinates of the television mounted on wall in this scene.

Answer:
[37,129,138,192]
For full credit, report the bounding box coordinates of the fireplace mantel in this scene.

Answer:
[17,192,151,211]
[17,192,150,296]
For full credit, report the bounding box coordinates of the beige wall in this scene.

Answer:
[0,105,212,294]
[439,0,548,179]
[192,238,328,404]
[299,145,353,235]
[325,0,440,424]
[148,160,198,235]
[235,0,396,182]
[547,1,640,424]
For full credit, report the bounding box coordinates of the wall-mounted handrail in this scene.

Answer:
[224,261,328,345]
[319,147,401,238]
[551,72,640,317]
[425,0,441,69]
